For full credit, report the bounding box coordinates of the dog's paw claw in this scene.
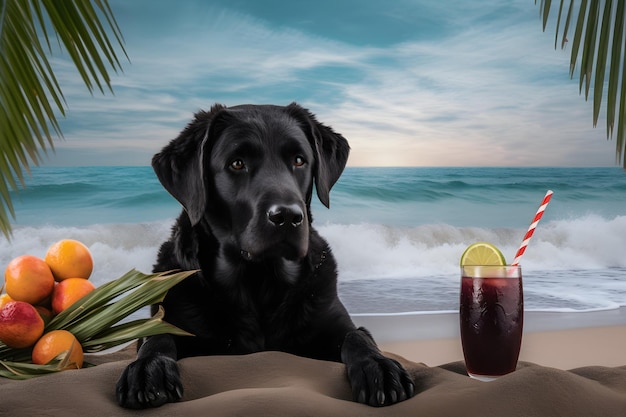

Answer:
[390,390,398,404]
[376,390,385,406]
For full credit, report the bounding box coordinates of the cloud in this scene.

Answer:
[44,0,616,167]
[304,4,613,166]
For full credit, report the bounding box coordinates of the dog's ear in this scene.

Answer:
[285,103,350,208]
[152,104,228,225]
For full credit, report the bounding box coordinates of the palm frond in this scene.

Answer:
[538,0,626,168]
[0,0,127,238]
[0,269,195,377]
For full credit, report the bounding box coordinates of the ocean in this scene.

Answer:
[2,166,626,315]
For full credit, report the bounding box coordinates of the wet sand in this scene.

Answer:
[355,307,626,368]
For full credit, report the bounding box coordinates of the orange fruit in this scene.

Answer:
[0,301,45,348]
[4,255,55,305]
[32,330,83,369]
[36,293,53,310]
[45,239,93,282]
[0,293,14,310]
[34,305,53,325]
[51,278,96,315]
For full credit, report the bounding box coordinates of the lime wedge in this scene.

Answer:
[460,242,506,266]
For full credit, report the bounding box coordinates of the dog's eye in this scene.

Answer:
[293,156,306,167]
[230,159,245,170]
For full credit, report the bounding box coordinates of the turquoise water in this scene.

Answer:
[3,166,626,314]
[9,166,626,228]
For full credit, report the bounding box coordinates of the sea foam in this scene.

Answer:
[1,215,625,314]
[319,214,626,281]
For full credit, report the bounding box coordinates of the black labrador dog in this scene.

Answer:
[116,103,415,408]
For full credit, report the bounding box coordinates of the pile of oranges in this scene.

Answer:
[0,239,95,370]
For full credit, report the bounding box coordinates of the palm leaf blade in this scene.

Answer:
[81,306,193,352]
[580,1,599,100]
[0,0,127,238]
[606,0,624,136]
[571,0,589,86]
[592,0,613,126]
[553,0,565,49]
[616,43,626,164]
[538,0,626,167]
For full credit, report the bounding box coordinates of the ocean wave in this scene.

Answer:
[104,191,178,208]
[5,166,625,316]
[340,273,626,314]
[12,183,99,205]
[333,178,626,205]
[3,214,625,279]
[15,171,625,207]
[319,214,626,280]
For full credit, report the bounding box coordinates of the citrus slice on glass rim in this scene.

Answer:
[460,242,506,266]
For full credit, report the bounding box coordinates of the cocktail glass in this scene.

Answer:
[460,265,523,381]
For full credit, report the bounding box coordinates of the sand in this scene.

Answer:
[380,325,626,369]
[1,309,625,416]
[356,306,626,369]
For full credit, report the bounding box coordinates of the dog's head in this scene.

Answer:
[152,103,350,261]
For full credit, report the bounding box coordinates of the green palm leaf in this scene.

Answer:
[538,0,626,168]
[0,0,127,238]
[0,269,195,379]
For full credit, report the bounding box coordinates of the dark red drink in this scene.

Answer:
[460,266,523,380]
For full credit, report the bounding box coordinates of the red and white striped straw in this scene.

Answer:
[511,190,553,266]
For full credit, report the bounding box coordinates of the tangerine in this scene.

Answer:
[36,293,53,310]
[0,293,14,310]
[51,278,96,315]
[0,301,45,348]
[34,305,53,325]
[4,255,55,305]
[45,239,93,282]
[31,330,84,369]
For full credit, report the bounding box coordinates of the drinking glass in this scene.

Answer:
[459,265,523,381]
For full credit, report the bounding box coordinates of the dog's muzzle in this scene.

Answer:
[238,203,308,262]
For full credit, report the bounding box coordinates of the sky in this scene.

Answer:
[44,0,619,167]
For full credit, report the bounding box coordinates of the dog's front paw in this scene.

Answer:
[346,354,415,407]
[116,355,183,409]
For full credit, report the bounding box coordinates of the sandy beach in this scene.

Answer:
[356,307,626,369]
[1,308,624,417]
[85,307,626,369]
[380,325,626,369]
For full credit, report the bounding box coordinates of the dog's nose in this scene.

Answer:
[267,204,304,227]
